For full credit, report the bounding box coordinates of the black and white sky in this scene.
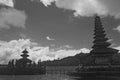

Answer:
[0,0,120,63]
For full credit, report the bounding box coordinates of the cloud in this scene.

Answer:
[79,48,91,53]
[46,36,55,41]
[34,0,120,18]
[0,0,27,29]
[0,39,38,64]
[39,0,55,7]
[114,25,120,33]
[62,45,73,49]
[0,8,27,29]
[19,33,27,39]
[113,46,120,53]
[0,38,90,64]
[28,47,90,62]
[0,0,14,7]
[52,48,90,59]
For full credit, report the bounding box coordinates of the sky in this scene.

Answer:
[0,0,120,64]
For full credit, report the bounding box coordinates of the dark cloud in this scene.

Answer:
[36,0,120,18]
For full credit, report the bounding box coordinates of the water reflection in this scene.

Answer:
[74,76,120,80]
[0,74,74,80]
[0,74,120,80]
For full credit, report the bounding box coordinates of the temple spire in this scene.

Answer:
[90,15,118,54]
[21,48,29,58]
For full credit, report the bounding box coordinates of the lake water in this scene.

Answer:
[0,74,120,80]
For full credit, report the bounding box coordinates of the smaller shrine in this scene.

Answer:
[15,49,32,68]
[0,49,46,75]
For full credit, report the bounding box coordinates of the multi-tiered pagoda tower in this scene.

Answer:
[16,49,32,68]
[69,16,120,77]
[90,16,119,64]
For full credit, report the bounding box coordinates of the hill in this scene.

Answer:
[41,52,120,66]
[41,53,90,66]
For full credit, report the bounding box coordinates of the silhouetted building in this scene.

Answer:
[0,49,46,75]
[90,16,119,64]
[69,16,120,77]
[16,49,32,68]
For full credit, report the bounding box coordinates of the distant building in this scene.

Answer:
[0,49,46,75]
[15,49,32,68]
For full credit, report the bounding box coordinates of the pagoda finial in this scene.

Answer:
[21,48,29,58]
[22,48,28,53]
[90,16,118,54]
